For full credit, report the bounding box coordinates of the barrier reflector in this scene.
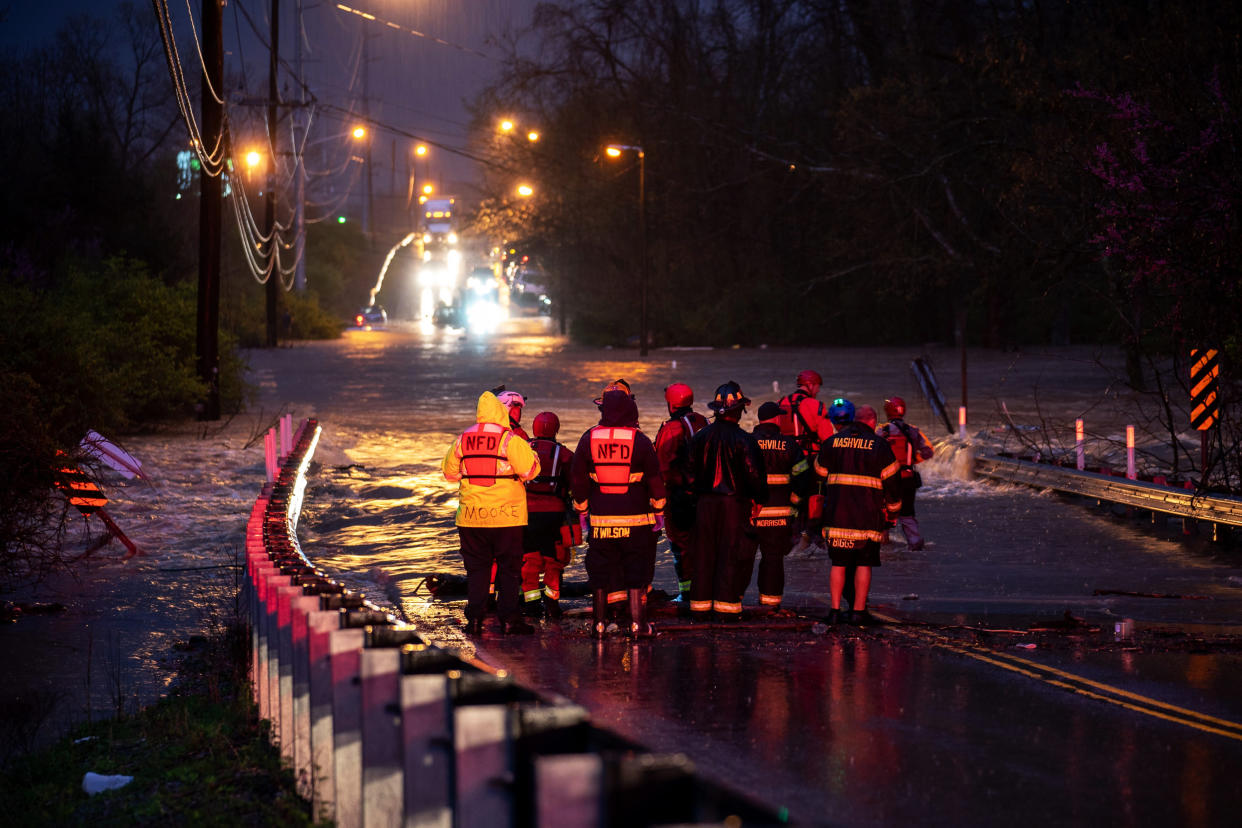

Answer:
[1190,348,1220,430]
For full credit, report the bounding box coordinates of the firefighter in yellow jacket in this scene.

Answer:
[442,391,541,635]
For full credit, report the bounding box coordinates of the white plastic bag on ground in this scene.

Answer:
[82,772,133,795]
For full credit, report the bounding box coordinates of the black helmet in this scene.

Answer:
[707,381,750,414]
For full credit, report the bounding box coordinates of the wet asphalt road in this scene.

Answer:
[234,318,1242,825]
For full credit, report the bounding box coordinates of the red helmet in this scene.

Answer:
[664,382,693,411]
[884,396,906,419]
[532,411,560,439]
[797,370,822,390]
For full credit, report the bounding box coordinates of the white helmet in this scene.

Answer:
[496,390,526,421]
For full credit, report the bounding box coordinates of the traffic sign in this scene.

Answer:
[1190,348,1220,430]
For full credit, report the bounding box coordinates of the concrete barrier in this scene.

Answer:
[247,418,782,826]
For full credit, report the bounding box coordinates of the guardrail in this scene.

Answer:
[246,417,782,827]
[973,452,1242,536]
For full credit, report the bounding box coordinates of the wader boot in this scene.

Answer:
[628,588,654,638]
[592,589,608,639]
[543,594,562,619]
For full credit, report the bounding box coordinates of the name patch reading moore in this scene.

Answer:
[835,437,874,451]
[460,504,521,520]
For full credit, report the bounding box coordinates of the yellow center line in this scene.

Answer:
[885,623,1242,742]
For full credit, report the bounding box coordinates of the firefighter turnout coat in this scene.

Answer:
[570,392,667,531]
[442,392,540,527]
[814,420,903,547]
[751,422,814,527]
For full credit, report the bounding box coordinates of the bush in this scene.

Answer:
[0,257,252,584]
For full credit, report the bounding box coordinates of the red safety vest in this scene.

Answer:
[455,422,516,487]
[589,426,640,494]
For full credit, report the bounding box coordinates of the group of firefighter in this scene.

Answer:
[441,370,934,638]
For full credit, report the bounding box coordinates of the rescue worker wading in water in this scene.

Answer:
[876,396,935,550]
[739,401,814,613]
[571,389,667,638]
[687,382,768,622]
[521,412,579,619]
[442,391,540,636]
[653,382,709,606]
[778,370,834,553]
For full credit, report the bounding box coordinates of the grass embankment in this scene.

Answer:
[0,623,326,826]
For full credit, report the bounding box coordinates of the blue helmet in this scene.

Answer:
[827,397,855,425]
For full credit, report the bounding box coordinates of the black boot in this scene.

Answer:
[592,589,608,639]
[628,588,654,639]
[544,595,563,619]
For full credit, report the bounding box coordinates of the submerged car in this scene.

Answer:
[355,305,387,327]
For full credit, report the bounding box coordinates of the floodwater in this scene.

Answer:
[5,317,1242,825]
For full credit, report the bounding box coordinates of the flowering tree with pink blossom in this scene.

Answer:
[1074,75,1241,486]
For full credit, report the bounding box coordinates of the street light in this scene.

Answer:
[605,143,648,356]
[516,183,534,197]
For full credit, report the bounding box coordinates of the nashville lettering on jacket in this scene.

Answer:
[833,437,875,451]
[459,503,521,520]
[756,439,786,451]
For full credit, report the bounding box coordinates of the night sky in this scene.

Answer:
[0,0,540,187]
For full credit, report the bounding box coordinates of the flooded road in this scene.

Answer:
[266,318,1242,826]
[6,317,1242,824]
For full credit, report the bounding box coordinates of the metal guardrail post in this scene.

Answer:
[455,704,512,828]
[276,583,302,758]
[290,592,321,782]
[331,626,367,828]
[360,646,404,827]
[306,604,342,816]
[536,754,603,828]
[401,671,456,827]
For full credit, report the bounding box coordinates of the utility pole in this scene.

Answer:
[293,0,306,292]
[264,0,281,347]
[362,26,373,239]
[196,0,223,420]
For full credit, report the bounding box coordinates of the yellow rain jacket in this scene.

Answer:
[442,392,540,527]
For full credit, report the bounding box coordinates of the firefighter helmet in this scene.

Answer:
[664,382,693,411]
[827,397,855,425]
[707,381,750,414]
[797,370,823,391]
[532,411,560,439]
[593,378,633,406]
[496,390,526,423]
[884,396,907,420]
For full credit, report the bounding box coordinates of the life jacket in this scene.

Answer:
[881,420,917,477]
[526,437,568,499]
[779,389,820,453]
[454,422,517,487]
[589,426,641,494]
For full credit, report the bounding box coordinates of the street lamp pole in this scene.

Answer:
[606,144,648,356]
[637,149,648,357]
